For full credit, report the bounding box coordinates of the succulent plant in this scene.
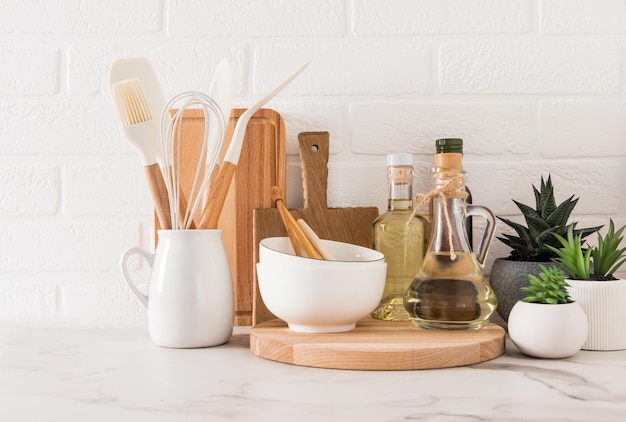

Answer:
[548,219,626,281]
[497,175,602,261]
[520,265,573,304]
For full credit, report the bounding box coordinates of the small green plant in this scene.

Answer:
[497,175,601,262]
[520,265,573,304]
[548,219,626,281]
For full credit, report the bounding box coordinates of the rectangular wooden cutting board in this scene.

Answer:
[155,108,286,326]
[252,132,380,325]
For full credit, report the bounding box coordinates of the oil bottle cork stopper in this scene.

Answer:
[434,138,463,168]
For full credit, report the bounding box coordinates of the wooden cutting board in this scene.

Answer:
[250,318,506,370]
[155,108,286,326]
[252,132,380,325]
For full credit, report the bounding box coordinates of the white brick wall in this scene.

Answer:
[1,0,625,327]
[440,41,622,94]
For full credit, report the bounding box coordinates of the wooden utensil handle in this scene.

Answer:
[145,164,172,230]
[278,206,303,257]
[200,163,220,222]
[280,204,321,259]
[200,161,236,229]
[271,187,322,260]
[297,219,335,260]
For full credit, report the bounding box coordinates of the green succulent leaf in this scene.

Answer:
[525,215,552,243]
[588,219,626,277]
[573,225,605,242]
[549,226,592,279]
[535,227,559,247]
[545,196,577,227]
[538,176,556,219]
[496,174,601,261]
[519,265,573,304]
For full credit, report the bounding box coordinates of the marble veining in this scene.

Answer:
[0,327,625,421]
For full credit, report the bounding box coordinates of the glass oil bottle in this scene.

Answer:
[403,139,497,330]
[371,153,428,321]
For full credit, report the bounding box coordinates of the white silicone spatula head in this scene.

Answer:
[110,78,158,165]
[109,57,168,165]
[223,61,310,165]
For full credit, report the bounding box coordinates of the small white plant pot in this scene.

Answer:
[567,278,626,351]
[508,301,588,359]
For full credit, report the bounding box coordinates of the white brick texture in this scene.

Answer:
[441,41,622,94]
[1,0,625,327]
[541,0,626,34]
[0,0,162,34]
[168,0,346,37]
[63,164,152,217]
[0,282,59,325]
[60,283,146,328]
[0,222,142,272]
[253,43,431,96]
[350,101,532,155]
[0,99,119,154]
[539,101,626,158]
[0,165,59,217]
[0,47,58,95]
[352,0,531,35]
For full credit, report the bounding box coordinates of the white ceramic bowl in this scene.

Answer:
[259,237,385,268]
[256,259,386,333]
[256,237,386,333]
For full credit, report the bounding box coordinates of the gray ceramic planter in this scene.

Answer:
[489,258,556,322]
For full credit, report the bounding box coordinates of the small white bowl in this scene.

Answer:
[259,237,385,267]
[256,260,386,333]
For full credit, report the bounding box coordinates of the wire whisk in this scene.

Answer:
[160,92,225,230]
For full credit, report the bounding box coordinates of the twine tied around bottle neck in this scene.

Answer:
[408,174,468,261]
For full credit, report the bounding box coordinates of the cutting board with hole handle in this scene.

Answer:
[252,132,380,325]
[155,108,286,326]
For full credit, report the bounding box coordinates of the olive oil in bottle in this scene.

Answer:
[371,154,428,321]
[403,139,497,330]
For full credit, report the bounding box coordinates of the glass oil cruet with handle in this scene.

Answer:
[403,138,497,330]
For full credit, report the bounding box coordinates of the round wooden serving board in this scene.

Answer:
[250,317,505,370]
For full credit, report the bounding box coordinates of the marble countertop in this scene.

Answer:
[1,326,625,421]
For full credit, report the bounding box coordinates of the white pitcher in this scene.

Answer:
[121,230,234,348]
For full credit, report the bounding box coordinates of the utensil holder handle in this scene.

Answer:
[120,247,154,308]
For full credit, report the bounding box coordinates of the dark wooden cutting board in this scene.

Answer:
[252,132,380,325]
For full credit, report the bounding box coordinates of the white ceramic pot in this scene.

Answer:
[508,300,588,358]
[567,278,626,351]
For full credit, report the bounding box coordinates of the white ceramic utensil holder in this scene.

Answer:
[121,230,234,348]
